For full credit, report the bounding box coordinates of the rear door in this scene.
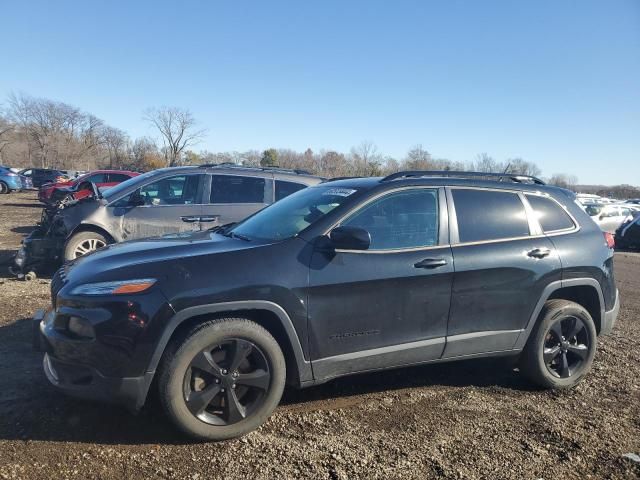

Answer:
[444,187,561,358]
[116,173,205,240]
[200,173,272,229]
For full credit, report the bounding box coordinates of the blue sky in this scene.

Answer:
[1,0,638,184]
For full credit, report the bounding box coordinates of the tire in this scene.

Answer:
[157,317,286,441]
[521,299,597,389]
[64,231,109,261]
[0,181,8,194]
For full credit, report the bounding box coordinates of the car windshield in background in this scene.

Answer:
[229,185,360,242]
[584,204,603,217]
[102,170,159,202]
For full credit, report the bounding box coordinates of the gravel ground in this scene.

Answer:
[0,191,639,479]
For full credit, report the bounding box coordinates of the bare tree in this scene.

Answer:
[350,141,383,176]
[548,173,578,189]
[101,126,128,168]
[144,107,206,167]
[403,144,433,170]
[0,115,13,163]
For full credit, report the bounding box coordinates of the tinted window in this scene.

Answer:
[211,175,266,203]
[85,173,108,183]
[526,195,575,232]
[452,189,529,243]
[343,189,439,250]
[109,173,133,183]
[275,180,306,201]
[138,174,202,205]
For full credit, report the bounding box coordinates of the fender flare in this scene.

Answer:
[146,300,314,384]
[513,278,604,349]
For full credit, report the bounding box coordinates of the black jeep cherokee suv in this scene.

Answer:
[34,171,620,440]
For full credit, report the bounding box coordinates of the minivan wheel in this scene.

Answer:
[64,231,109,261]
[157,318,286,441]
[521,299,597,389]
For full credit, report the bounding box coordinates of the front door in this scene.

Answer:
[444,187,562,357]
[116,173,205,241]
[308,187,453,379]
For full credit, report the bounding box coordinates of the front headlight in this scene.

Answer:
[69,278,157,296]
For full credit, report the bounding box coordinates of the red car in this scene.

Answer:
[38,170,139,204]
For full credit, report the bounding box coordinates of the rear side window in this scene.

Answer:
[86,173,108,183]
[452,189,530,243]
[275,180,306,201]
[526,195,575,232]
[210,175,266,203]
[109,173,133,183]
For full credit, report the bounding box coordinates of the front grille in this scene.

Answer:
[50,266,68,308]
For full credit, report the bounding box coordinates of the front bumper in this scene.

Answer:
[13,228,64,274]
[600,288,620,336]
[33,309,154,412]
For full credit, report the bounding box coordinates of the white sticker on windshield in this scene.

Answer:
[323,188,356,197]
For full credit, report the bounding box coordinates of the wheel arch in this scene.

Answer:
[147,301,313,388]
[67,223,115,244]
[514,278,605,349]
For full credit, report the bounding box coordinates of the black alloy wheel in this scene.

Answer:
[543,315,590,378]
[184,338,271,426]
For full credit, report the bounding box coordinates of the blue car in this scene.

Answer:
[0,165,32,194]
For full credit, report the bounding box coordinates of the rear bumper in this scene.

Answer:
[601,288,620,336]
[33,309,153,412]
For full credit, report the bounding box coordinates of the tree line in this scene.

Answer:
[0,91,594,192]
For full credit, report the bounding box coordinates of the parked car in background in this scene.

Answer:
[0,165,32,193]
[13,164,322,275]
[32,170,619,440]
[585,203,637,233]
[624,198,640,205]
[39,170,140,205]
[20,168,71,188]
[615,215,640,250]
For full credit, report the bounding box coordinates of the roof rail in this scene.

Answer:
[380,170,546,185]
[198,163,313,175]
[321,176,363,183]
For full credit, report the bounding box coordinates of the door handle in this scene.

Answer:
[181,216,200,223]
[527,247,551,259]
[199,216,220,223]
[414,258,448,269]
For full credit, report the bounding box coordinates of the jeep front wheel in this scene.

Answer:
[157,317,286,441]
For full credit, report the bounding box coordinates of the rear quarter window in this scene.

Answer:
[452,189,530,243]
[526,195,576,232]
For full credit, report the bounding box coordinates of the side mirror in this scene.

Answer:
[328,226,371,251]
[129,192,146,207]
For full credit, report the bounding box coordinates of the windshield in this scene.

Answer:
[102,170,160,202]
[584,204,602,216]
[229,185,360,242]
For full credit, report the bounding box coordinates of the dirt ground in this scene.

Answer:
[0,191,639,479]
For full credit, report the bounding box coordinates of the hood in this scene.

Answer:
[66,230,272,283]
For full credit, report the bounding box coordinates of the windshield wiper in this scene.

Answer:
[219,229,251,242]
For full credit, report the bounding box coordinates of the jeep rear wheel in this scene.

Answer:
[64,231,109,261]
[157,318,286,440]
[521,299,597,389]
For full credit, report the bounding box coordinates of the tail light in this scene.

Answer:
[604,231,615,249]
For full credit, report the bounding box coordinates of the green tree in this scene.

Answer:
[261,148,278,167]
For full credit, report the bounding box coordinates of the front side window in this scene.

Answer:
[342,189,439,250]
[138,174,202,205]
[526,194,575,232]
[210,175,266,204]
[452,189,530,243]
[275,180,306,201]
